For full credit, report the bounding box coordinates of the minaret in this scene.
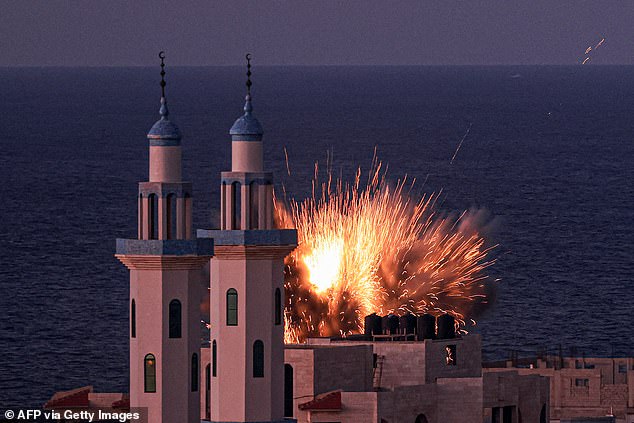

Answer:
[198,54,297,423]
[115,52,213,423]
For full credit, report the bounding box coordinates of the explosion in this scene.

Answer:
[276,158,497,344]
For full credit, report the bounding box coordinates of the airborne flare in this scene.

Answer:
[276,158,497,343]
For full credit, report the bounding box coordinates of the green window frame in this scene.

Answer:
[144,354,156,393]
[226,289,238,326]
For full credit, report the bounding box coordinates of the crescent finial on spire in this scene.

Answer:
[147,50,181,141]
[229,53,263,139]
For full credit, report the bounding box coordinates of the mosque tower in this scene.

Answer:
[198,54,297,423]
[115,52,213,423]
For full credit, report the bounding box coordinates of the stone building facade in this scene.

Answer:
[485,356,634,423]
[198,334,550,423]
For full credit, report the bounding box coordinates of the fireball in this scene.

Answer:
[276,159,496,343]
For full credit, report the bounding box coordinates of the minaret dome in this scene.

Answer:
[229,54,264,172]
[147,51,182,182]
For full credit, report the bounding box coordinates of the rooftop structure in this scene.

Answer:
[485,355,634,422]
[196,313,550,423]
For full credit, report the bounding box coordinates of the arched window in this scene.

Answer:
[131,299,136,338]
[212,340,217,377]
[169,299,181,338]
[284,364,293,417]
[249,181,259,229]
[206,364,211,389]
[184,192,191,238]
[274,288,282,326]
[253,340,264,378]
[231,182,241,229]
[148,194,158,240]
[205,364,211,419]
[226,289,238,326]
[166,194,177,239]
[415,414,428,423]
[138,194,144,237]
[144,354,156,393]
[191,353,199,392]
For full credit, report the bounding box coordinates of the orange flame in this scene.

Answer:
[276,158,497,343]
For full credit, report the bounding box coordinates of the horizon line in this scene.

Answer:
[2,63,634,69]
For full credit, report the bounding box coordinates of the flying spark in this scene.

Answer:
[451,123,473,164]
[284,147,291,176]
[276,157,496,343]
[581,36,605,64]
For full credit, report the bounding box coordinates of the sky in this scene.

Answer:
[1,0,632,66]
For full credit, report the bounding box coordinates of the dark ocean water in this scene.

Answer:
[0,66,632,409]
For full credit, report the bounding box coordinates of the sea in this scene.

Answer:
[0,66,632,409]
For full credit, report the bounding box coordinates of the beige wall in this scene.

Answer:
[424,335,483,383]
[485,356,634,422]
[149,146,182,182]
[267,337,550,423]
[438,377,484,422]
[383,384,437,423]
[210,256,285,422]
[284,344,373,420]
[372,342,427,388]
[306,392,379,423]
[129,268,201,423]
[483,370,549,423]
[232,141,263,172]
[313,345,374,393]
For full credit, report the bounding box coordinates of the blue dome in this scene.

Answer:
[229,95,263,141]
[148,118,182,141]
[147,98,181,144]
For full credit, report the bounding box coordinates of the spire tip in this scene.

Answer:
[158,51,168,118]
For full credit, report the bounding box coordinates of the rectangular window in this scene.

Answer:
[618,364,627,373]
[575,378,589,387]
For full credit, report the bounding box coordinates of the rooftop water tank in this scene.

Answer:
[437,314,456,339]
[416,314,436,340]
[364,313,382,336]
[399,313,417,335]
[382,314,399,335]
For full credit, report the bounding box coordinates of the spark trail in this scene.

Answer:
[451,123,473,164]
[276,158,497,343]
[581,36,605,64]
